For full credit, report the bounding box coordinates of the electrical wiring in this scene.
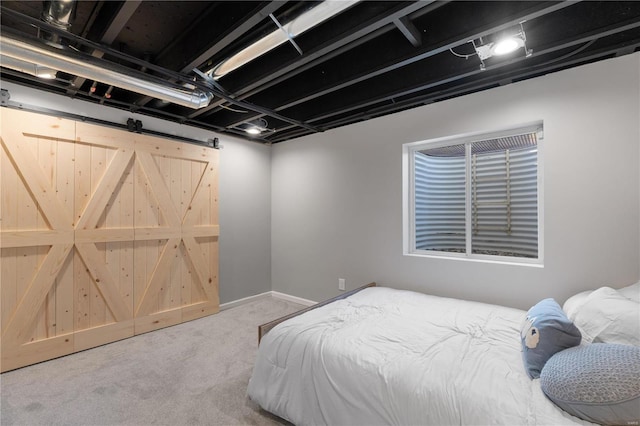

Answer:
[449,46,477,59]
[220,104,249,113]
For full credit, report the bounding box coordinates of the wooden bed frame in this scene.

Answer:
[258,282,377,343]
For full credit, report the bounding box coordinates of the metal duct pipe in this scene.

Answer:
[41,0,76,44]
[42,0,74,29]
[0,34,214,109]
[0,55,58,79]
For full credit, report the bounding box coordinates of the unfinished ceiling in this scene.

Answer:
[1,1,639,144]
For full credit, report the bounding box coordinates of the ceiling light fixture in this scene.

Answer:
[243,118,272,136]
[246,127,262,135]
[491,36,525,56]
[207,1,360,79]
[472,22,532,71]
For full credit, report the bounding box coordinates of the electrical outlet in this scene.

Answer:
[338,278,346,291]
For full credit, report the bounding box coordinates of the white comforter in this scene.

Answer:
[248,287,593,425]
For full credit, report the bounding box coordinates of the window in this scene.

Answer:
[403,123,543,264]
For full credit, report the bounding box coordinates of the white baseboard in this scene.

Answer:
[271,291,316,307]
[220,291,316,311]
[219,291,272,311]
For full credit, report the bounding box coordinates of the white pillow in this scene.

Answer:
[617,282,640,302]
[563,290,592,321]
[573,287,640,346]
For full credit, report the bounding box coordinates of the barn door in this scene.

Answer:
[131,133,219,334]
[1,109,219,372]
[1,110,77,371]
[72,122,137,353]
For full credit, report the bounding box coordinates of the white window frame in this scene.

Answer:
[402,121,544,267]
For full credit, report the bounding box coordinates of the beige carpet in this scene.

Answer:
[1,297,302,425]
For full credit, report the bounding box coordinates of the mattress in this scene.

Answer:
[248,287,594,425]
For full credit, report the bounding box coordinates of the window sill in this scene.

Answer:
[404,251,544,268]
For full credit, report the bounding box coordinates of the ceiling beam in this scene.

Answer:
[394,16,422,47]
[188,1,440,119]
[101,1,141,43]
[133,1,287,108]
[213,1,578,129]
[300,17,640,127]
[1,5,314,135]
[269,1,576,112]
[195,0,575,123]
[0,7,189,83]
[178,1,287,73]
[68,1,142,94]
[317,39,640,136]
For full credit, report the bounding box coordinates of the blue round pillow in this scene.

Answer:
[540,343,640,425]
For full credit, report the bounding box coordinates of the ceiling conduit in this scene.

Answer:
[0,34,214,109]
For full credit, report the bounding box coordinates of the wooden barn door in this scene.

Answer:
[1,110,77,371]
[131,132,219,334]
[1,108,219,372]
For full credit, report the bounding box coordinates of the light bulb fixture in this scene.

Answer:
[242,117,271,136]
[471,22,532,71]
[491,36,525,56]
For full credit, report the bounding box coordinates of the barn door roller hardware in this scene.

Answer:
[126,118,143,133]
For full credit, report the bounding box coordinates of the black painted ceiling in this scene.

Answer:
[1,1,639,143]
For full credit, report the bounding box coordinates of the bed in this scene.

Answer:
[247,283,640,426]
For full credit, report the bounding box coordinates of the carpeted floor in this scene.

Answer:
[1,296,303,425]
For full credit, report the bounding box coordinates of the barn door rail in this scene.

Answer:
[0,89,218,149]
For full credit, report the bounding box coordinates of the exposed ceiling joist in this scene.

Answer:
[394,16,422,47]
[68,1,142,94]
[2,0,639,144]
[134,1,288,108]
[210,1,579,129]
[189,1,440,120]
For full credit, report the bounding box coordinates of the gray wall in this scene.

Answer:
[217,137,271,303]
[0,81,272,304]
[3,53,639,310]
[271,53,640,310]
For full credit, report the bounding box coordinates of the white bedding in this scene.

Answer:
[248,287,594,425]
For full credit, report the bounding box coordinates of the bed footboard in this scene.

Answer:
[258,282,377,343]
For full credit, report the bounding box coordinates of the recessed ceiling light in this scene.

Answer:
[244,118,270,136]
[491,36,525,56]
